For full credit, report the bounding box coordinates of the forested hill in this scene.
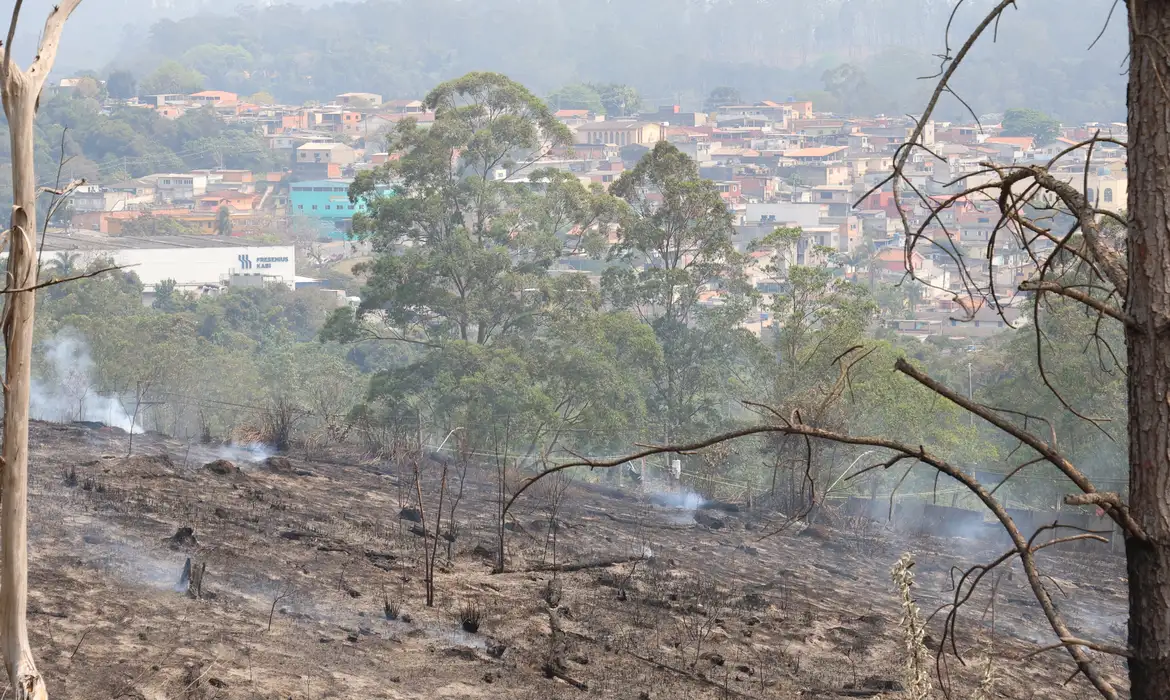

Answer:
[101,0,1126,122]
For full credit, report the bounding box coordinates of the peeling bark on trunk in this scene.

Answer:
[0,70,44,700]
[1126,1,1170,696]
[0,2,84,697]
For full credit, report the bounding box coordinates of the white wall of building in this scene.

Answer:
[743,202,823,229]
[62,245,296,289]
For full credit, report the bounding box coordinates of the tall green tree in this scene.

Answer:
[704,86,742,111]
[821,63,871,115]
[345,72,573,346]
[547,83,603,113]
[589,83,642,117]
[106,70,136,99]
[180,44,253,85]
[43,251,81,280]
[1000,107,1061,144]
[604,141,752,441]
[771,264,876,395]
[140,60,204,95]
[215,205,232,236]
[605,141,742,325]
[335,72,660,453]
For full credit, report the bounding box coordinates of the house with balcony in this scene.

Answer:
[143,173,209,203]
[318,110,365,136]
[782,146,847,165]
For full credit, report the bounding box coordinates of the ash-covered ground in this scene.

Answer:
[23,421,1129,699]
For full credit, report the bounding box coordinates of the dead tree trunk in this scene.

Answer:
[0,4,83,698]
[1125,1,1170,695]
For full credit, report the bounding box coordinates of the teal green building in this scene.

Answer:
[289,179,359,239]
[289,178,393,241]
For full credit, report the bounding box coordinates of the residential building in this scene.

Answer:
[874,248,926,274]
[574,121,663,147]
[189,90,238,107]
[647,105,708,127]
[925,305,1028,338]
[157,105,187,119]
[983,136,1034,161]
[144,173,209,202]
[779,163,850,186]
[384,99,425,114]
[140,94,188,107]
[734,175,778,201]
[673,139,714,165]
[1052,161,1127,214]
[790,119,847,138]
[743,201,823,229]
[204,170,256,193]
[318,110,364,136]
[336,92,383,107]
[197,192,257,212]
[782,146,847,165]
[554,109,594,127]
[294,142,357,180]
[70,180,155,212]
[774,100,814,119]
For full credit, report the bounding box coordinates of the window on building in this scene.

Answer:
[820,191,832,199]
[297,205,303,210]
[325,205,331,210]
[312,205,318,210]
[1104,188,1114,203]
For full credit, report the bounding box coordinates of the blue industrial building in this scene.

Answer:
[288,179,390,240]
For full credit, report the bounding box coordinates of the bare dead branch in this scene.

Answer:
[1019,280,1134,327]
[1023,637,1131,660]
[6,265,126,294]
[893,358,1144,541]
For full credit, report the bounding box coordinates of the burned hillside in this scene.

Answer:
[23,421,1128,700]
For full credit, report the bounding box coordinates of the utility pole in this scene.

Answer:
[967,362,973,427]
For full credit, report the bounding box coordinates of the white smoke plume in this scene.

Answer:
[649,490,706,511]
[215,442,274,463]
[31,329,141,433]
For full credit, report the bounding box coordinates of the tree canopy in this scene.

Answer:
[1001,108,1061,144]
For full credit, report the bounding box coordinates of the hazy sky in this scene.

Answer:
[3,0,1130,121]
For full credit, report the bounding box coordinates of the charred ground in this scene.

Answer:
[25,421,1128,699]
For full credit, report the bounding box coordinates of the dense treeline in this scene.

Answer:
[104,0,1125,122]
[0,91,282,211]
[23,93,281,183]
[31,69,1126,515]
[34,255,391,450]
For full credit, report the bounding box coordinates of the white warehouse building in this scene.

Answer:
[37,230,297,297]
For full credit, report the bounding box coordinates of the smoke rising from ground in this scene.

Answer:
[215,442,274,463]
[31,330,141,433]
[648,490,706,511]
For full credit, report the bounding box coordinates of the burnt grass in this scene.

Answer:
[25,421,1129,699]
